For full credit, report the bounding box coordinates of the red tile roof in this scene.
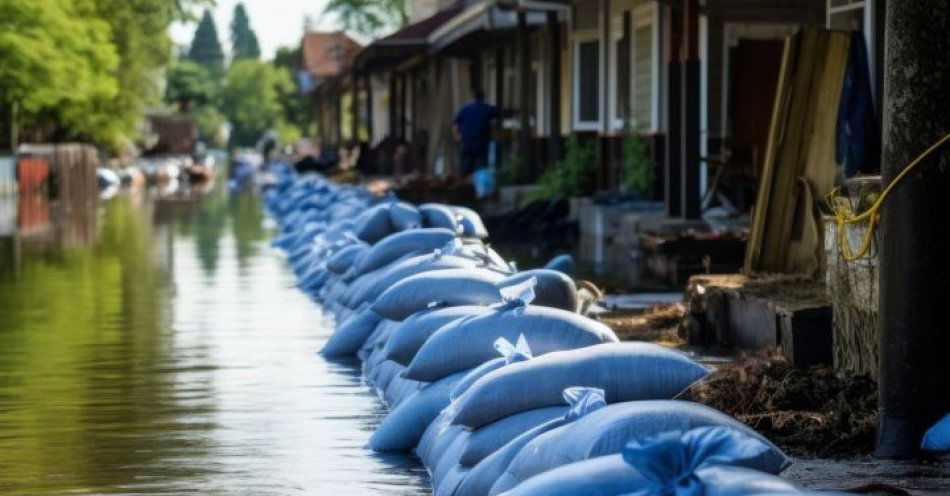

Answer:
[300,31,363,79]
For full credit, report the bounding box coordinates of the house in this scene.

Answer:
[299,31,363,150]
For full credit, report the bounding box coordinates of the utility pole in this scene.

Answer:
[877,0,950,459]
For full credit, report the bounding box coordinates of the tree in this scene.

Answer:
[221,60,296,146]
[230,3,261,60]
[0,0,118,148]
[188,9,225,73]
[323,0,407,37]
[273,46,313,136]
[165,60,216,113]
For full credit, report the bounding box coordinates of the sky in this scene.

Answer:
[169,0,341,60]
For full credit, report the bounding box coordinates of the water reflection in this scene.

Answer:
[0,185,430,495]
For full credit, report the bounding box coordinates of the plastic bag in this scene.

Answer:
[450,335,533,400]
[384,306,494,366]
[354,204,395,243]
[922,413,950,452]
[491,402,790,495]
[499,427,803,496]
[420,203,461,233]
[451,343,709,429]
[368,369,471,452]
[352,228,457,277]
[495,270,578,313]
[405,306,618,382]
[543,254,577,278]
[454,388,604,496]
[326,243,369,274]
[452,206,490,239]
[370,268,506,321]
[320,308,384,357]
[389,201,423,231]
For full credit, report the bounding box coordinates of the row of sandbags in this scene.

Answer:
[262,168,846,496]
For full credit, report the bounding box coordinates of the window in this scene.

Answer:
[631,4,657,132]
[613,11,632,129]
[574,39,601,128]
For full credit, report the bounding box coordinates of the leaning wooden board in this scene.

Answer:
[744,28,851,277]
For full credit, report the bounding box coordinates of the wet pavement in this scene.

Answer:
[0,186,430,495]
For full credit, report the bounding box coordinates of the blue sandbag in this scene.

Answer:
[370,268,506,321]
[453,388,605,496]
[420,203,461,232]
[922,413,950,452]
[384,306,494,366]
[435,464,469,496]
[451,335,534,401]
[320,308,383,357]
[451,206,489,239]
[368,369,470,452]
[459,406,568,467]
[345,253,482,309]
[404,305,618,382]
[490,401,790,495]
[542,254,576,278]
[500,427,803,496]
[432,432,470,488]
[354,204,394,243]
[451,343,709,429]
[389,201,422,231]
[383,374,425,408]
[417,410,467,468]
[326,243,369,274]
[495,269,578,313]
[352,228,457,277]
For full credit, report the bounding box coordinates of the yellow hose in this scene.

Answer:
[826,133,950,261]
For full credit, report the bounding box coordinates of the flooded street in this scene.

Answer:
[0,187,430,495]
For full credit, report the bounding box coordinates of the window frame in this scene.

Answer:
[630,2,659,133]
[572,34,603,131]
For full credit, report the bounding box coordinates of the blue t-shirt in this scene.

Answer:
[454,100,500,157]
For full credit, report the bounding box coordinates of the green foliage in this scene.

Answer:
[165,60,217,112]
[525,134,597,202]
[230,3,261,61]
[189,105,227,147]
[273,46,313,136]
[188,9,225,73]
[497,150,530,186]
[0,0,208,151]
[221,60,297,147]
[0,0,118,145]
[323,0,407,37]
[621,132,654,197]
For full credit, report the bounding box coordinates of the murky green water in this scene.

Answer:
[0,187,429,495]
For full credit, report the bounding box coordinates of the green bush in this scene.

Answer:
[525,134,597,203]
[621,132,654,197]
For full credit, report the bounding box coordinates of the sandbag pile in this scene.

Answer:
[263,168,842,496]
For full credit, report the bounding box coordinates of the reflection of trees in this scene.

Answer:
[176,184,228,276]
[0,196,211,492]
[229,192,264,268]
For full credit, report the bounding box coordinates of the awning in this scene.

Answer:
[353,5,463,74]
[428,0,570,55]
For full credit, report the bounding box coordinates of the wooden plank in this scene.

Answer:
[744,35,795,272]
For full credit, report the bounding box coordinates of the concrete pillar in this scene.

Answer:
[517,12,534,175]
[665,5,682,217]
[877,0,950,459]
[680,0,701,219]
[547,12,563,166]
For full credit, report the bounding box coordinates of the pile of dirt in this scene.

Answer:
[687,348,877,458]
[599,303,685,344]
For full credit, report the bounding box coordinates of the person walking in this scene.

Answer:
[452,89,500,178]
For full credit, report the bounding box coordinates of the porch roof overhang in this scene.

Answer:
[353,5,463,74]
[428,0,570,55]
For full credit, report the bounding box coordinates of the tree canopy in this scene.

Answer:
[0,0,209,151]
[221,60,296,147]
[230,3,261,60]
[188,9,225,73]
[323,0,407,37]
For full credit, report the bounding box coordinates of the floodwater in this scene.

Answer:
[0,186,430,495]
